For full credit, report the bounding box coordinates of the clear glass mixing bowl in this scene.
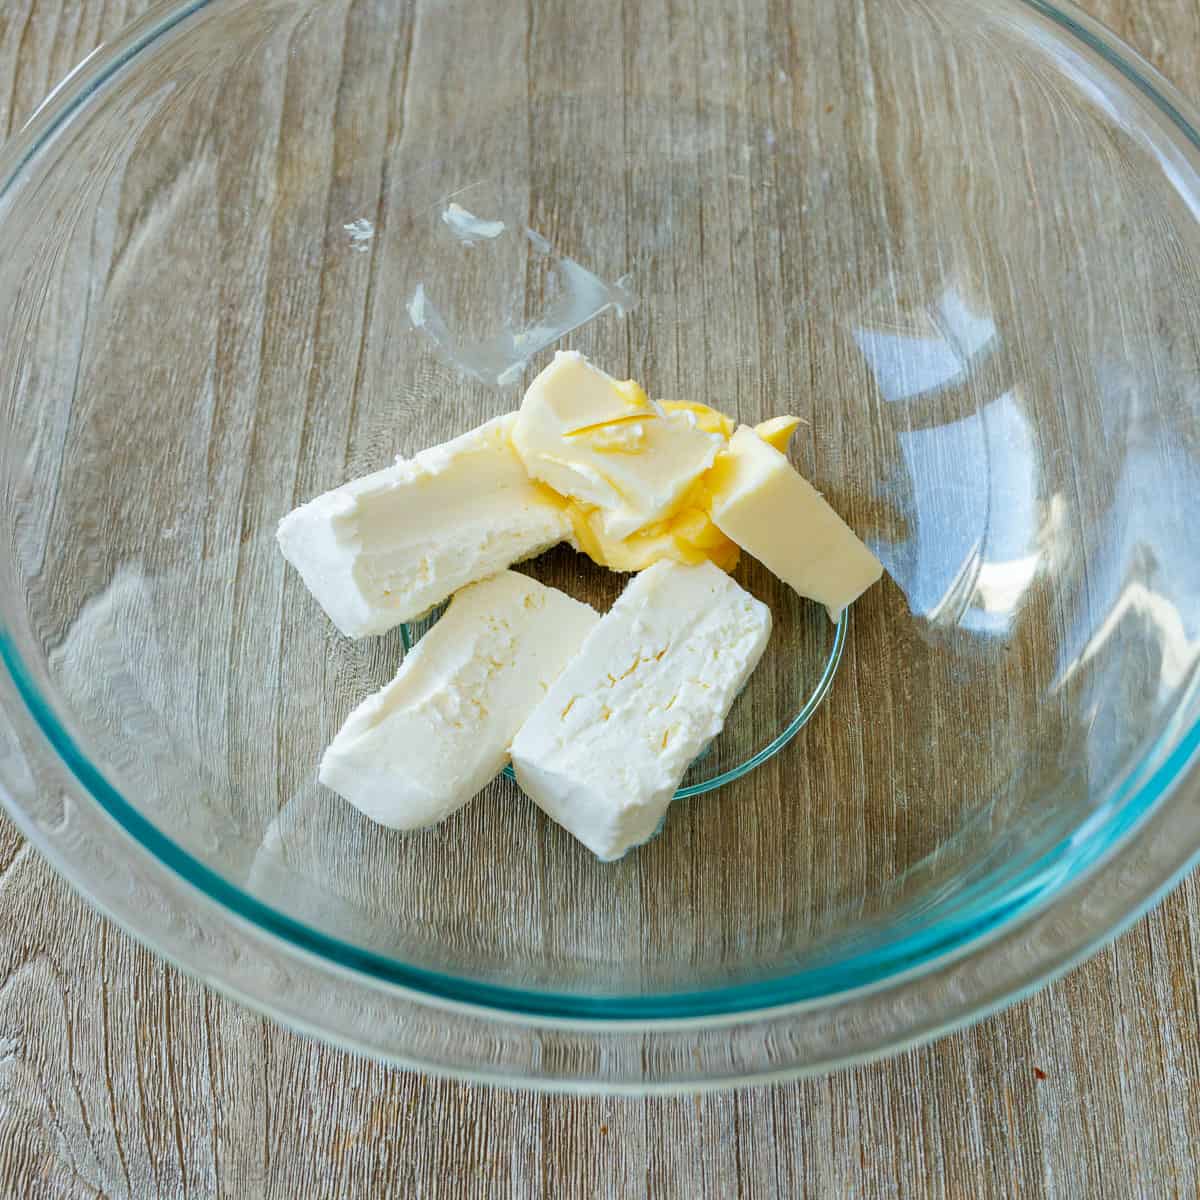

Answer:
[1,0,1199,1090]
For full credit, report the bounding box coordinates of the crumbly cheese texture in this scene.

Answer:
[320,571,598,829]
[512,351,725,540]
[511,561,772,860]
[277,414,571,638]
[709,426,883,621]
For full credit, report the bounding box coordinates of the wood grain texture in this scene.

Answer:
[1,0,1199,1196]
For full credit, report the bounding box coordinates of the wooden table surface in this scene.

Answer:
[2,0,1199,1196]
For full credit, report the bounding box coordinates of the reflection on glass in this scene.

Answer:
[1047,362,1200,798]
[1054,364,1200,704]
[405,189,636,388]
[853,279,997,404]
[885,390,1042,635]
[852,271,1051,636]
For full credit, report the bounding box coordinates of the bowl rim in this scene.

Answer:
[0,0,1199,1086]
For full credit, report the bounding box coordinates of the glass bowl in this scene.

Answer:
[1,0,1199,1091]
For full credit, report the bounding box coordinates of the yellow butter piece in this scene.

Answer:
[753,414,802,453]
[513,352,725,539]
[709,426,882,620]
[660,400,736,439]
[659,405,800,452]
[564,499,740,573]
[560,404,743,574]
[510,356,819,579]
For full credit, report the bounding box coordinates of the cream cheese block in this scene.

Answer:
[320,571,599,829]
[277,414,571,638]
[511,560,771,859]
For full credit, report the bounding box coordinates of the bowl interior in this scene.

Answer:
[1,0,1199,1013]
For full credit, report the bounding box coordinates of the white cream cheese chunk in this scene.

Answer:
[710,426,883,621]
[320,571,599,829]
[512,351,724,539]
[511,560,771,860]
[277,414,571,638]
